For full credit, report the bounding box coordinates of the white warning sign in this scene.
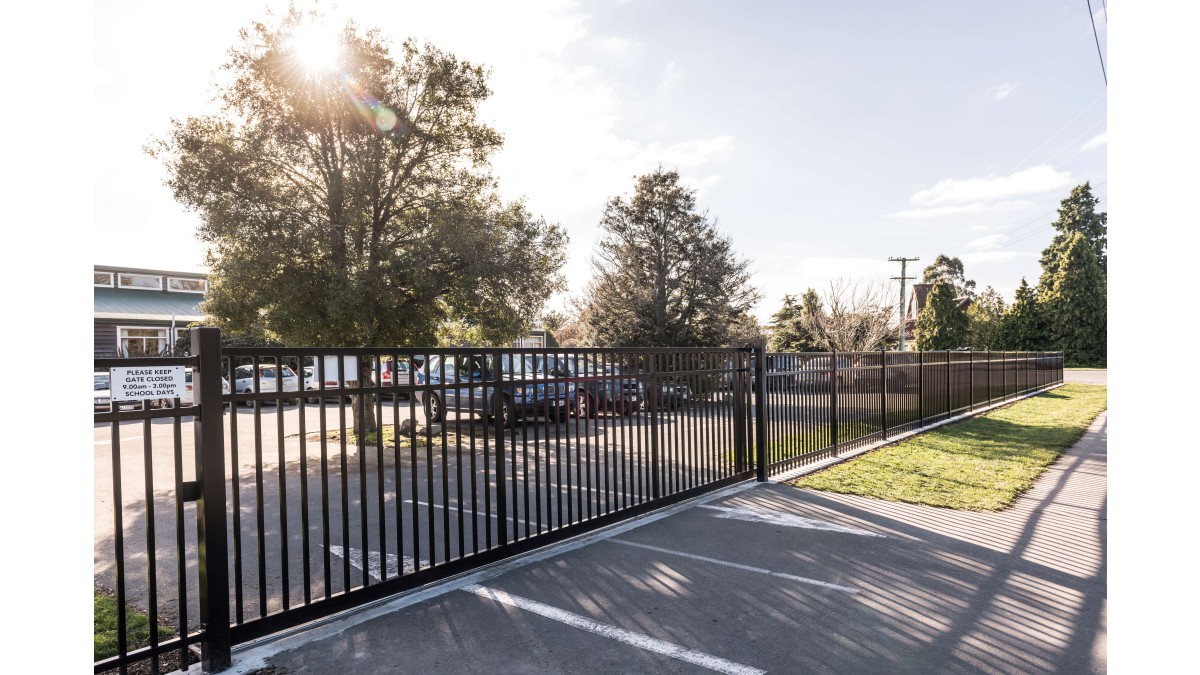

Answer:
[110,366,185,401]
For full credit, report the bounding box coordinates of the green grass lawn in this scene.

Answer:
[789,383,1107,510]
[94,592,173,661]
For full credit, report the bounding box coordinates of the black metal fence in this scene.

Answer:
[94,329,1061,673]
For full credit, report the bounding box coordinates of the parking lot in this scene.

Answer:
[210,411,1106,674]
[94,389,899,630]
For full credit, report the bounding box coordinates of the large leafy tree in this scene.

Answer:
[966,286,1006,350]
[996,278,1046,350]
[915,280,968,350]
[921,254,976,299]
[148,11,566,351]
[768,289,823,352]
[1044,233,1107,366]
[580,167,761,347]
[1040,181,1107,285]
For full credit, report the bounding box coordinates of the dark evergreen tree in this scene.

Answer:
[915,280,969,350]
[768,289,823,352]
[966,286,1006,349]
[996,278,1047,350]
[1044,233,1107,366]
[579,167,760,347]
[1039,182,1107,285]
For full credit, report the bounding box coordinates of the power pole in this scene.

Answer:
[889,256,919,351]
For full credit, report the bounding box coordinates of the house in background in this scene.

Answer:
[511,330,548,349]
[94,265,208,358]
[901,283,972,350]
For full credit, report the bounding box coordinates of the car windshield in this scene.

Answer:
[495,354,540,376]
[95,374,109,390]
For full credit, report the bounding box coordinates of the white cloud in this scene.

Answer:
[597,36,634,55]
[1093,8,1106,32]
[966,234,1008,249]
[682,174,721,197]
[986,82,1020,100]
[1081,132,1107,151]
[909,165,1074,207]
[660,61,681,87]
[888,200,1033,219]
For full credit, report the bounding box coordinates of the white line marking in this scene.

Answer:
[608,539,858,593]
[94,436,142,445]
[403,499,533,528]
[200,481,757,675]
[698,504,884,537]
[462,584,765,675]
[327,545,429,579]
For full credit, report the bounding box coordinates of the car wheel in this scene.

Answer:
[305,389,320,404]
[576,392,596,419]
[241,389,253,407]
[499,395,517,429]
[425,392,444,423]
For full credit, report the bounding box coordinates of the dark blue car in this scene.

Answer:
[415,353,571,427]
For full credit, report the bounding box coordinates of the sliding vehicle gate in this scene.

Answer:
[95,328,1062,673]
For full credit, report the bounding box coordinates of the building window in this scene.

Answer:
[94,272,114,287]
[167,277,207,294]
[119,327,168,357]
[118,273,163,290]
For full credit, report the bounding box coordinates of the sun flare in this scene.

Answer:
[289,22,340,74]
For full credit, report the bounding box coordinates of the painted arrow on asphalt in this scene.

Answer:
[698,504,885,537]
[327,545,430,580]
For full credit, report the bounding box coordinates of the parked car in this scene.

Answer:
[796,355,853,391]
[94,372,152,412]
[94,373,113,412]
[233,364,300,405]
[571,358,643,418]
[642,380,691,411]
[415,353,570,427]
[378,358,416,399]
[302,365,353,404]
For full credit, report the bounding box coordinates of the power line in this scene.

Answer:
[903,95,1106,257]
[1003,92,1106,177]
[1087,0,1107,85]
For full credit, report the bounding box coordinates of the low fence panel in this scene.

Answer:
[96,335,1063,673]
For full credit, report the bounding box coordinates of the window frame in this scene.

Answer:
[166,276,207,294]
[117,273,164,291]
[117,325,169,358]
[94,272,114,288]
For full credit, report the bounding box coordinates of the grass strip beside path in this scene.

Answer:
[94,592,173,661]
[790,383,1107,511]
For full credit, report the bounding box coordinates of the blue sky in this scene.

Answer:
[94,0,1107,323]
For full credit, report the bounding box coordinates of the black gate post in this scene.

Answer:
[492,350,508,546]
[192,327,231,672]
[987,350,992,404]
[752,340,768,481]
[648,352,661,499]
[968,350,974,411]
[917,350,924,427]
[830,349,839,455]
[945,350,951,418]
[879,348,887,441]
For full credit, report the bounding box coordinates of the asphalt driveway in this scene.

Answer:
[207,411,1108,675]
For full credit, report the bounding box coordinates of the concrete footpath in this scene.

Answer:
[209,411,1108,675]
